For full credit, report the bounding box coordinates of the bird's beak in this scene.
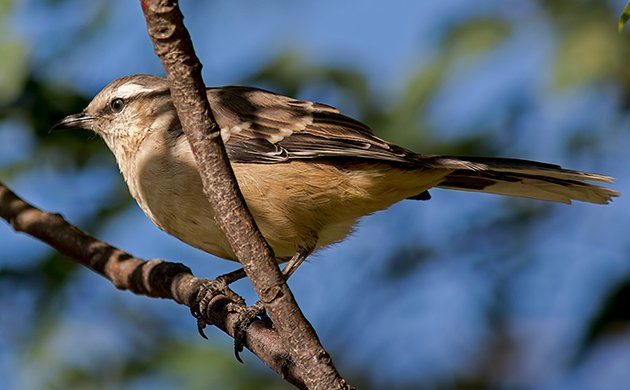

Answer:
[49,112,94,132]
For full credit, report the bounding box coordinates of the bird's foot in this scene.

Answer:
[191,274,245,339]
[230,300,270,363]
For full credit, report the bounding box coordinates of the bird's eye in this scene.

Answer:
[110,98,125,113]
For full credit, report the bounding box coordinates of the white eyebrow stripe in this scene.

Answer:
[114,83,156,100]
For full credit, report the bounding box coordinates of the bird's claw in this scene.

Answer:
[231,301,269,363]
[191,276,245,340]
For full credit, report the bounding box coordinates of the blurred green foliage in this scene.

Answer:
[619,0,630,32]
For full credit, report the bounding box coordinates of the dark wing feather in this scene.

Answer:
[206,86,417,164]
[204,86,619,204]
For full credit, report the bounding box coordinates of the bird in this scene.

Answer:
[51,74,620,277]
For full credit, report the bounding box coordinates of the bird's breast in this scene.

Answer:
[126,136,237,260]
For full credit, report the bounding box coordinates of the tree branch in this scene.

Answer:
[139,1,348,388]
[0,181,308,389]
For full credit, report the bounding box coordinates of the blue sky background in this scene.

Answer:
[2,0,630,388]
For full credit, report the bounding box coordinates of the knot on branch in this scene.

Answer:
[259,284,285,305]
[151,23,177,41]
[142,0,183,53]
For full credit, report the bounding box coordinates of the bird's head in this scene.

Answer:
[51,74,176,155]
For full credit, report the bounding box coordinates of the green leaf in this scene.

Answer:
[619,1,630,33]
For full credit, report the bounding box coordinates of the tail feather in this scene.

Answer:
[428,157,619,204]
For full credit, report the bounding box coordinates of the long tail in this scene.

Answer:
[422,156,620,204]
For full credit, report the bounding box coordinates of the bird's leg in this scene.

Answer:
[281,246,314,279]
[193,245,316,361]
[216,267,247,284]
[232,245,315,361]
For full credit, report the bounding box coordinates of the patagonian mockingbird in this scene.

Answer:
[52,74,620,278]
